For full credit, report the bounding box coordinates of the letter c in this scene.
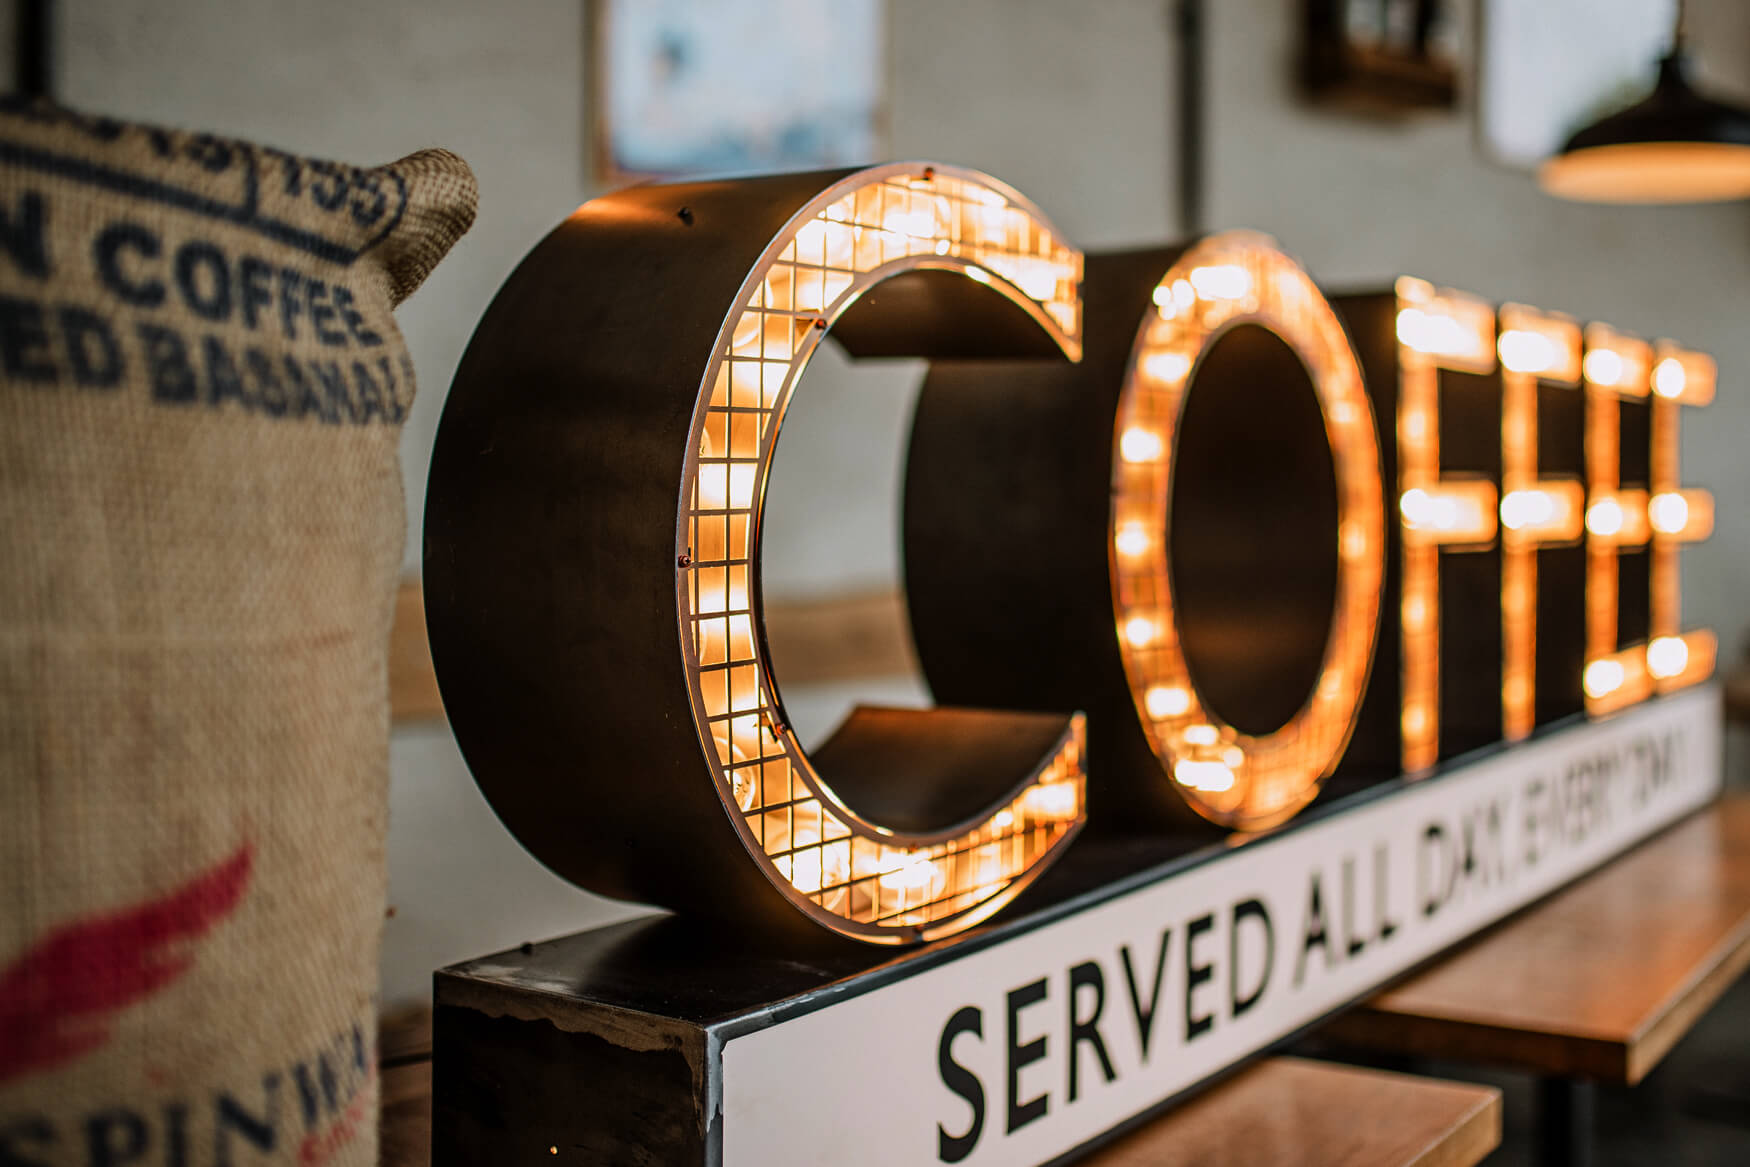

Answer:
[92,221,165,308]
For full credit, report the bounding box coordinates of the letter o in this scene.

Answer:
[907,233,1384,831]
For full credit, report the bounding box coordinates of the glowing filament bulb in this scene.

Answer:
[1145,685,1191,718]
[1143,352,1191,383]
[1174,759,1235,792]
[1400,487,1459,530]
[1183,723,1219,746]
[1498,329,1557,374]
[1653,358,1687,398]
[879,853,941,892]
[1017,262,1065,301]
[1396,308,1470,356]
[1586,497,1625,537]
[1583,658,1626,698]
[1500,489,1556,531]
[963,266,992,285]
[1114,521,1152,558]
[1172,279,1196,313]
[882,206,942,239]
[1120,427,1165,463]
[1649,492,1690,534]
[697,473,729,517]
[1584,347,1625,386]
[1647,636,1689,679]
[1189,264,1252,301]
[1022,782,1079,820]
[1123,615,1158,648]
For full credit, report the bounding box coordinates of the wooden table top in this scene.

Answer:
[1323,795,1750,1084]
[1081,1057,1499,1167]
[381,1051,1497,1167]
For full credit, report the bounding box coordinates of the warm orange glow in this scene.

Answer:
[1500,485,1583,537]
[1647,635,1688,679]
[1591,490,1651,544]
[1497,304,1583,742]
[1649,489,1713,539]
[1188,264,1253,302]
[1653,357,1684,398]
[1498,329,1557,374]
[1582,325,1651,716]
[1582,346,1625,387]
[1143,352,1192,383]
[1395,282,1496,365]
[1647,341,1717,699]
[1174,759,1236,793]
[1399,483,1498,542]
[1583,657,1625,699]
[1112,233,1384,829]
[1145,684,1191,718]
[1120,426,1165,463]
[682,164,1086,941]
[1539,141,1750,205]
[1123,614,1159,649]
[1114,521,1153,558]
[1395,278,1497,770]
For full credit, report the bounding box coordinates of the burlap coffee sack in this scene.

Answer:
[0,100,475,1166]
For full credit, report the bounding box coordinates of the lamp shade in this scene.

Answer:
[1539,54,1750,204]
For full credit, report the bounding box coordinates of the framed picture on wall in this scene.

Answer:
[589,0,889,185]
[1477,0,1676,169]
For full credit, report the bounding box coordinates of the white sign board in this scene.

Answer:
[723,687,1720,1166]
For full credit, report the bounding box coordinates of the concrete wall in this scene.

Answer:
[59,0,1746,1006]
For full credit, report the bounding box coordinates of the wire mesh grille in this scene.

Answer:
[1110,233,1384,830]
[680,164,1084,938]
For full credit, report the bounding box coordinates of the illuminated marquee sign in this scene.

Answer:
[908,233,1384,831]
[426,161,1718,945]
[427,163,1091,944]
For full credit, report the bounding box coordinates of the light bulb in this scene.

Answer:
[1174,759,1235,792]
[1649,492,1690,535]
[1583,658,1626,698]
[1498,329,1557,374]
[1189,264,1252,301]
[1647,636,1689,679]
[1653,358,1686,398]
[1114,522,1152,558]
[1120,427,1165,463]
[1145,685,1191,718]
[1583,347,1624,386]
[1586,498,1625,537]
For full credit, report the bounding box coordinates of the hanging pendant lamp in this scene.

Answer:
[1539,0,1750,204]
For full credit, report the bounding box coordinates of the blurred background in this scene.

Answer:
[28,0,1750,1010]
